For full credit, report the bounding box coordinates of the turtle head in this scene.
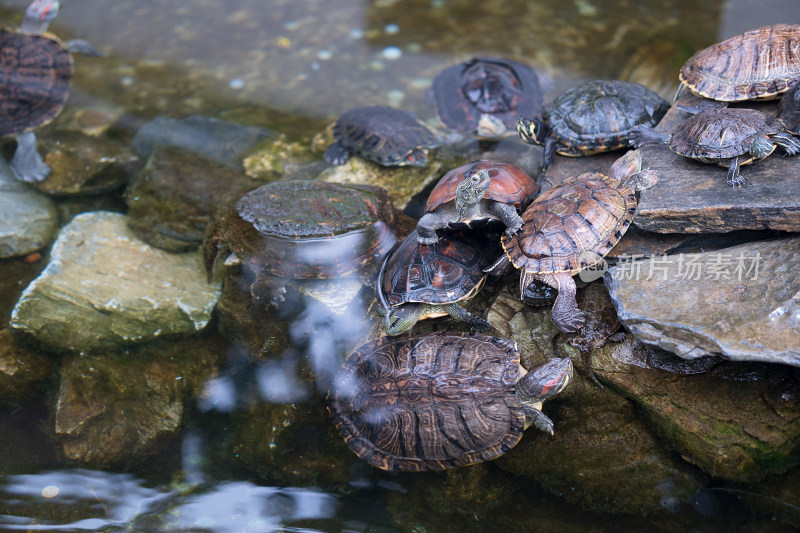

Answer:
[383,305,421,336]
[517,357,573,404]
[22,0,60,34]
[455,169,491,219]
[516,117,548,146]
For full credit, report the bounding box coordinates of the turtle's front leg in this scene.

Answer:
[11,131,50,183]
[629,125,671,148]
[771,132,800,156]
[488,201,523,236]
[537,272,585,332]
[416,213,447,244]
[524,406,554,435]
[726,156,744,187]
[444,303,492,333]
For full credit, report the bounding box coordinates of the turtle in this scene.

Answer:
[203,180,397,282]
[328,331,574,472]
[778,80,800,135]
[629,107,800,186]
[376,229,499,335]
[516,79,670,174]
[678,24,800,104]
[323,106,440,167]
[1,0,101,183]
[431,57,543,139]
[485,149,656,333]
[415,160,539,245]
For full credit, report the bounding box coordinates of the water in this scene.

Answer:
[1,0,800,531]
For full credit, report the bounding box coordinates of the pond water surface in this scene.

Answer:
[2,0,800,531]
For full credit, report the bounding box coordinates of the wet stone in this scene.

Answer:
[242,134,321,180]
[10,211,221,352]
[53,335,222,467]
[0,158,57,259]
[131,115,274,168]
[605,236,800,366]
[592,342,800,482]
[126,145,259,252]
[0,329,55,406]
[633,101,800,234]
[30,131,140,196]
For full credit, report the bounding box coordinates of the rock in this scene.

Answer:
[0,329,55,406]
[10,211,221,352]
[593,342,800,482]
[131,115,274,168]
[633,100,800,233]
[242,134,322,180]
[0,158,57,259]
[30,131,140,196]
[605,236,800,366]
[0,256,46,326]
[486,288,703,516]
[126,145,259,252]
[53,335,222,467]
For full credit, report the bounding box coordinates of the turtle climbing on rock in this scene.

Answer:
[630,107,800,186]
[376,229,499,335]
[1,0,101,182]
[516,79,669,174]
[485,149,656,333]
[416,160,539,245]
[328,331,573,472]
[323,106,440,167]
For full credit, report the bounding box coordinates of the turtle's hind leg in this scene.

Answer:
[11,131,49,183]
[538,272,585,332]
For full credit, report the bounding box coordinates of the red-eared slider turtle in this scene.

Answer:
[431,57,543,139]
[778,80,800,134]
[486,150,655,333]
[416,160,539,245]
[678,24,800,103]
[516,79,669,174]
[323,106,440,167]
[377,229,499,335]
[630,108,800,186]
[328,332,573,471]
[1,0,101,183]
[203,180,397,281]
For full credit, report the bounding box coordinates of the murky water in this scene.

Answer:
[2,0,800,531]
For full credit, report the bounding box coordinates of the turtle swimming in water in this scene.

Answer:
[630,107,800,186]
[516,79,669,174]
[328,331,573,471]
[0,0,101,182]
[323,106,440,167]
[485,150,656,333]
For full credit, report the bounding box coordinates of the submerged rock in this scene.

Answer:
[0,159,57,259]
[605,237,800,366]
[53,336,222,467]
[126,145,258,252]
[0,329,55,406]
[10,211,221,352]
[593,342,800,482]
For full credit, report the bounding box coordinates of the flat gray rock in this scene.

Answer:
[605,237,800,366]
[10,211,221,352]
[0,159,57,259]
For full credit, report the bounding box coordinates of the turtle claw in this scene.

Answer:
[470,318,493,334]
[504,220,522,236]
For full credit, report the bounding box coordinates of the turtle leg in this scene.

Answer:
[541,137,558,174]
[524,407,555,435]
[537,272,585,332]
[483,253,511,276]
[628,125,670,148]
[11,131,50,183]
[726,157,744,187]
[384,304,425,335]
[323,141,351,165]
[444,303,492,333]
[66,39,103,56]
[771,133,800,156]
[487,201,523,236]
[416,212,448,244]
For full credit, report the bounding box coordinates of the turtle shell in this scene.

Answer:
[545,79,669,154]
[219,180,397,279]
[424,160,539,214]
[432,57,543,135]
[328,331,525,471]
[778,80,800,134]
[331,106,440,166]
[669,108,786,160]
[679,24,800,102]
[378,229,499,308]
[0,28,73,137]
[502,175,636,275]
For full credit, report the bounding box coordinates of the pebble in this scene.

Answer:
[381,46,402,60]
[384,24,400,34]
[228,78,245,89]
[317,49,333,60]
[386,89,405,107]
[348,28,364,39]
